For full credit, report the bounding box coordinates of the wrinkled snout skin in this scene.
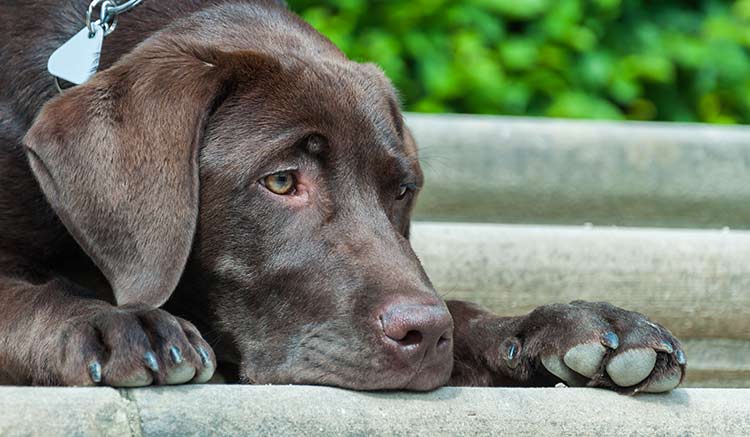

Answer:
[168,52,454,390]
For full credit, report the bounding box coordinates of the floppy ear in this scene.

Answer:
[24,43,277,307]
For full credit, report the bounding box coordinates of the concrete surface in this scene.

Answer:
[0,387,135,436]
[684,339,750,388]
[406,113,750,229]
[0,386,748,436]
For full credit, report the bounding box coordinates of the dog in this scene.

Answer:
[0,0,685,392]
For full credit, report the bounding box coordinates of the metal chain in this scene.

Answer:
[86,0,143,37]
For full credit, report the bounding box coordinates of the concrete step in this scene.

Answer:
[1,386,747,436]
[410,222,750,387]
[406,113,750,229]
[683,339,750,388]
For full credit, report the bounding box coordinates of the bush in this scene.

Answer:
[287,0,750,124]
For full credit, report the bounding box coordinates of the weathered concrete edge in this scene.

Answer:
[404,112,750,228]
[1,386,748,436]
[405,111,750,135]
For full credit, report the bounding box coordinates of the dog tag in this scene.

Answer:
[47,25,104,85]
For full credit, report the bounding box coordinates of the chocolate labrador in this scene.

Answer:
[0,0,685,392]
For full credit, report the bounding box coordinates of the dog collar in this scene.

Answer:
[48,0,143,92]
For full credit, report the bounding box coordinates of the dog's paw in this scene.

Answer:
[54,304,216,387]
[512,301,685,394]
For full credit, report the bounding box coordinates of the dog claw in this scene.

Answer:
[144,351,160,372]
[675,349,687,365]
[655,340,674,354]
[601,332,620,349]
[197,347,211,367]
[192,347,215,384]
[88,361,102,384]
[507,342,518,360]
[169,346,183,364]
[606,348,657,387]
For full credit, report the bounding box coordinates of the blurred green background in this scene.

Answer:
[287,0,750,124]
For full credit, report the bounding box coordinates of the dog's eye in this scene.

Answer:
[262,171,296,195]
[397,183,417,200]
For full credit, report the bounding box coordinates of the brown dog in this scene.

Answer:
[0,0,685,392]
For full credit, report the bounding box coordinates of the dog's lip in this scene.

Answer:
[402,344,454,391]
[237,347,454,391]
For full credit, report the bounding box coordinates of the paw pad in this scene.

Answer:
[563,343,606,378]
[642,368,682,393]
[606,348,657,387]
[541,355,588,387]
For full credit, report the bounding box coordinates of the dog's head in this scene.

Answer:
[23,4,452,390]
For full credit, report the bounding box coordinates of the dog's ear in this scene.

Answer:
[24,43,278,307]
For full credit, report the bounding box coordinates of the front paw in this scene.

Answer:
[519,301,685,393]
[53,304,216,387]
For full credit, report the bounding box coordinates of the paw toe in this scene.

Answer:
[542,355,588,386]
[563,343,607,378]
[642,368,682,393]
[193,365,215,384]
[165,364,197,385]
[191,347,215,384]
[112,369,153,388]
[606,348,657,387]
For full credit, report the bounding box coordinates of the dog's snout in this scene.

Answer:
[379,301,453,366]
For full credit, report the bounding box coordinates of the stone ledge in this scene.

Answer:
[1,386,748,436]
[406,113,750,228]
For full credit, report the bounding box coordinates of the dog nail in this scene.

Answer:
[601,331,619,349]
[170,346,183,364]
[657,340,674,354]
[502,339,522,368]
[675,349,687,365]
[197,347,211,366]
[507,343,518,360]
[88,361,102,383]
[144,351,160,372]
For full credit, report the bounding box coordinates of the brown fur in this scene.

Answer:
[0,0,684,392]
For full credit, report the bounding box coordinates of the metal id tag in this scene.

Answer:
[47,25,104,85]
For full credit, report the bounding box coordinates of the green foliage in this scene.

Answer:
[286,0,750,123]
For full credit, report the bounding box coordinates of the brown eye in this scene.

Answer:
[397,183,417,200]
[262,171,296,195]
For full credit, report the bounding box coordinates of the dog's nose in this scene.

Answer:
[379,301,453,366]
